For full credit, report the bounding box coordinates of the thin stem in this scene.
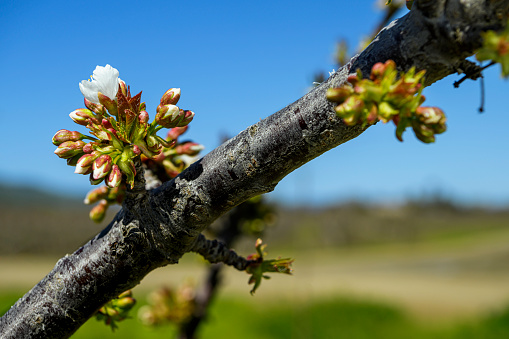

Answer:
[190,234,250,271]
[454,61,495,88]
[479,74,485,113]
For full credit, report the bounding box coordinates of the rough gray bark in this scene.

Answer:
[1,1,508,337]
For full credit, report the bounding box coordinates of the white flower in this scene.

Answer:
[79,64,121,104]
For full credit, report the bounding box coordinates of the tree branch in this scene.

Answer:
[1,1,508,337]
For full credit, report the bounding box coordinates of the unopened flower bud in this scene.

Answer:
[105,164,122,188]
[326,87,353,103]
[83,142,97,154]
[102,118,113,130]
[138,111,149,125]
[75,152,99,174]
[160,88,181,106]
[132,145,141,155]
[98,91,118,116]
[84,98,106,115]
[116,297,136,309]
[52,129,86,146]
[347,74,359,85]
[93,154,113,180]
[176,110,195,127]
[69,108,97,126]
[119,79,128,96]
[415,106,446,125]
[155,104,181,128]
[370,62,385,79]
[118,290,132,298]
[54,140,86,159]
[89,199,108,223]
[175,142,204,156]
[84,185,109,204]
[167,126,188,141]
[106,128,119,140]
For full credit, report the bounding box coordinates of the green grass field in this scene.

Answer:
[2,291,509,338]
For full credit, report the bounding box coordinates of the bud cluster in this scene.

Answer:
[95,290,136,331]
[246,238,293,295]
[138,283,196,327]
[476,21,509,77]
[142,125,204,180]
[83,125,203,223]
[83,184,126,223]
[326,60,446,143]
[53,65,195,189]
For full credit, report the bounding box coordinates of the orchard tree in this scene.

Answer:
[2,0,509,337]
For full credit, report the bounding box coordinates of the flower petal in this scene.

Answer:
[92,64,119,100]
[79,65,120,104]
[79,80,100,104]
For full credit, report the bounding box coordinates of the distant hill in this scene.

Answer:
[1,183,508,256]
[0,183,106,255]
[0,183,82,207]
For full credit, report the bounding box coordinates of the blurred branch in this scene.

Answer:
[179,197,271,338]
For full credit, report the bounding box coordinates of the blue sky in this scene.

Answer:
[1,0,508,207]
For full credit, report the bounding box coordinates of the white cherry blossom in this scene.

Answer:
[79,64,120,104]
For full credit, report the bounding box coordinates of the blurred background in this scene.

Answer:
[1,0,509,338]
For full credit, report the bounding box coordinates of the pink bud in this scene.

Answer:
[54,140,86,159]
[160,88,181,106]
[155,104,181,128]
[83,142,97,154]
[98,91,118,116]
[107,128,119,139]
[370,62,387,80]
[166,126,188,141]
[52,129,86,145]
[75,152,99,174]
[84,186,109,204]
[176,110,195,127]
[92,154,113,180]
[347,74,359,85]
[119,80,128,96]
[84,98,106,114]
[102,119,113,130]
[69,108,97,126]
[175,142,204,156]
[105,164,122,188]
[138,111,149,125]
[89,199,108,223]
[132,145,141,155]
